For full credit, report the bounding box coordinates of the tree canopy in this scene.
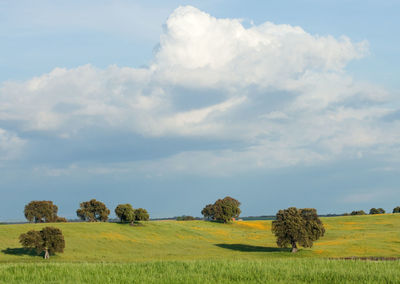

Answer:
[201,196,241,223]
[24,201,59,223]
[134,208,150,221]
[393,206,400,213]
[350,210,366,215]
[76,199,110,222]
[115,204,135,223]
[201,204,214,220]
[369,208,385,214]
[19,226,65,259]
[271,207,325,253]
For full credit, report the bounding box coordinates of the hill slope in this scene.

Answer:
[0,214,399,262]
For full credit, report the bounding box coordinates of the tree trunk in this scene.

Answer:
[44,248,50,259]
[291,241,298,253]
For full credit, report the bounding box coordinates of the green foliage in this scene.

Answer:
[201,204,214,220]
[76,199,110,222]
[115,204,135,223]
[369,208,385,214]
[272,207,325,253]
[134,208,149,221]
[18,230,42,254]
[176,215,196,221]
[201,196,241,223]
[350,210,366,215]
[19,227,65,258]
[24,201,59,223]
[54,216,68,222]
[392,206,400,213]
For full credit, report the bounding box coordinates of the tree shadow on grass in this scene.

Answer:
[215,244,290,253]
[1,247,39,257]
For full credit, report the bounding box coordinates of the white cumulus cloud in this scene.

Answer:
[0,6,398,174]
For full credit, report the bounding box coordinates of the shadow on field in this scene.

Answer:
[215,244,290,252]
[2,247,38,257]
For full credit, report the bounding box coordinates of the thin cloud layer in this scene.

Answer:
[0,6,397,175]
[0,128,25,161]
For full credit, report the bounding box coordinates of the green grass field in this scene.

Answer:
[0,214,399,283]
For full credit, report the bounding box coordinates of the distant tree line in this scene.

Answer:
[21,199,400,224]
[341,206,400,216]
[176,215,197,221]
[22,199,150,224]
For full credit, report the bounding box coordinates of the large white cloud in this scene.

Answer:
[154,6,368,88]
[0,6,398,174]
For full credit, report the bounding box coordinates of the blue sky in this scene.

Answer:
[0,1,399,220]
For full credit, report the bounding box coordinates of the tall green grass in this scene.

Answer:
[0,259,398,283]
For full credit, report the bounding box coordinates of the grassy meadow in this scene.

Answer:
[0,259,399,284]
[0,214,399,283]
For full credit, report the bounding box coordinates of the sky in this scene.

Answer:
[0,0,399,221]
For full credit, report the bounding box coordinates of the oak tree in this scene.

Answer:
[134,208,149,221]
[76,199,110,222]
[115,204,135,223]
[24,201,59,223]
[350,210,366,215]
[369,208,385,214]
[201,204,214,220]
[272,207,325,253]
[19,226,65,259]
[201,196,241,223]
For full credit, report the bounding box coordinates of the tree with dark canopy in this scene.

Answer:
[76,199,110,222]
[115,204,135,223]
[24,201,59,223]
[134,208,149,221]
[19,226,65,259]
[350,210,366,215]
[393,206,400,213]
[201,196,241,223]
[201,204,214,220]
[272,207,325,253]
[369,208,385,214]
